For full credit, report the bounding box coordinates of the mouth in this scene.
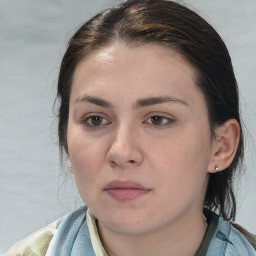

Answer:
[104,180,151,201]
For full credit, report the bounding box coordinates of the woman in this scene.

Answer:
[6,0,256,255]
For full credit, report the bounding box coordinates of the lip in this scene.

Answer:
[104,180,151,201]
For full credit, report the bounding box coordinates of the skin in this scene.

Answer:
[67,43,237,256]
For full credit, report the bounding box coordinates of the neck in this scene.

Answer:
[98,208,208,256]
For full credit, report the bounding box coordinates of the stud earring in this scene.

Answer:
[215,165,219,172]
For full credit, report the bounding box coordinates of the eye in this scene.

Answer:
[82,115,110,128]
[145,115,174,126]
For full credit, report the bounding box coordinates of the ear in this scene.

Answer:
[68,161,73,173]
[208,119,240,173]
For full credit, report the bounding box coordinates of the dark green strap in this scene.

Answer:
[195,210,219,256]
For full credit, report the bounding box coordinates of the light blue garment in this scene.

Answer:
[206,217,256,256]
[45,206,255,256]
[45,206,95,256]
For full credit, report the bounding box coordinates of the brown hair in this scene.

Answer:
[56,0,244,220]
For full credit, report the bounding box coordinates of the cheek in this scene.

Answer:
[151,149,209,214]
[151,128,211,189]
[67,129,107,190]
[68,122,103,163]
[68,140,107,208]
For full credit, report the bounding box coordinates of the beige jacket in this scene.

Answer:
[5,219,62,256]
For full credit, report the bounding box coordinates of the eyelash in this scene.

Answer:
[81,115,110,128]
[144,115,175,126]
[81,114,175,129]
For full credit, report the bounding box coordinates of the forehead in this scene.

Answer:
[70,43,204,106]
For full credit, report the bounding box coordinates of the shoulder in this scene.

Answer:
[206,210,256,256]
[5,218,62,256]
[219,218,256,256]
[232,223,256,250]
[5,207,88,256]
[226,222,256,255]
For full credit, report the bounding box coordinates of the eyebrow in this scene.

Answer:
[135,96,188,108]
[75,94,188,108]
[75,95,113,108]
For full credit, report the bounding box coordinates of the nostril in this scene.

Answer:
[109,160,117,168]
[129,160,136,164]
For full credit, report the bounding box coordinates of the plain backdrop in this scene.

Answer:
[1,0,256,253]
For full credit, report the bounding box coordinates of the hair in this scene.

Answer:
[56,0,244,221]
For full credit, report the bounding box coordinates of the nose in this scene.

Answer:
[106,126,143,168]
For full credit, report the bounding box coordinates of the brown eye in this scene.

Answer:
[150,116,165,125]
[83,115,110,128]
[90,116,103,126]
[146,115,174,126]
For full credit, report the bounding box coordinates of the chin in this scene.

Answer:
[98,211,160,236]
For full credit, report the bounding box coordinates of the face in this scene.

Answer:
[67,43,217,236]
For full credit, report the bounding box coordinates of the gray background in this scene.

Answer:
[1,0,256,253]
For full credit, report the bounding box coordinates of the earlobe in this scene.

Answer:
[208,119,240,173]
[69,162,73,173]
